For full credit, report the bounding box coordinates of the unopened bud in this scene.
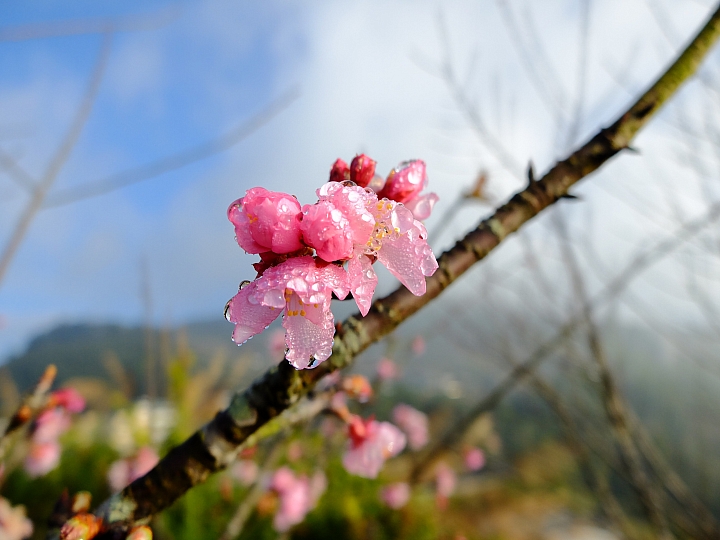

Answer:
[126,525,153,540]
[60,514,102,540]
[329,158,350,183]
[349,154,376,188]
[71,491,92,513]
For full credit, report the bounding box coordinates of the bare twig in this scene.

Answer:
[55,4,720,536]
[0,364,56,463]
[0,33,112,290]
[0,8,178,42]
[42,88,300,208]
[554,212,672,536]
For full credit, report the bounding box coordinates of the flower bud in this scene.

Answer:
[329,158,350,183]
[349,154,376,188]
[377,160,427,203]
[298,201,353,262]
[228,188,303,254]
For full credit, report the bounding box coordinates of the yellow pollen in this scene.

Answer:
[386,203,392,210]
[376,202,384,210]
[314,303,318,308]
[300,309,306,316]
[394,227,400,233]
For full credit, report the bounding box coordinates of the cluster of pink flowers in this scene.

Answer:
[107,446,160,492]
[269,467,327,532]
[226,155,438,368]
[24,388,85,478]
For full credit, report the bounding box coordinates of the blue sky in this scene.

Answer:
[1,0,719,362]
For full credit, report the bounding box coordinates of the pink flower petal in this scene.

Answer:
[404,192,439,221]
[347,255,377,316]
[283,299,335,369]
[225,282,281,345]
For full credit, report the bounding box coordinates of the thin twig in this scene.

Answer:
[0,33,112,290]
[0,364,56,464]
[42,88,300,208]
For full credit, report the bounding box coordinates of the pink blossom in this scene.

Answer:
[24,441,61,478]
[107,446,160,492]
[225,256,349,369]
[464,447,485,471]
[376,357,398,380]
[270,467,324,532]
[342,416,406,478]
[380,482,410,509]
[346,194,437,316]
[392,404,429,451]
[228,187,303,254]
[349,154,376,188]
[31,408,70,444]
[435,462,456,508]
[377,160,438,220]
[0,497,33,540]
[329,158,350,183]
[49,388,85,413]
[411,335,426,356]
[230,460,259,486]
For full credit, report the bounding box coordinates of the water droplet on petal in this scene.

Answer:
[341,180,357,187]
[239,280,251,291]
[224,300,232,321]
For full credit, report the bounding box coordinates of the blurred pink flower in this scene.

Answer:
[376,357,399,381]
[411,335,426,356]
[270,467,325,532]
[24,441,60,478]
[435,462,456,509]
[225,256,349,368]
[463,447,485,472]
[0,497,33,540]
[342,416,406,478]
[349,154,376,188]
[392,404,429,451]
[31,408,70,444]
[377,160,438,220]
[49,388,85,414]
[228,187,303,255]
[380,482,410,509]
[230,460,259,487]
[107,446,160,492]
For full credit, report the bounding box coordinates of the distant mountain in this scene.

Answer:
[1,320,267,396]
